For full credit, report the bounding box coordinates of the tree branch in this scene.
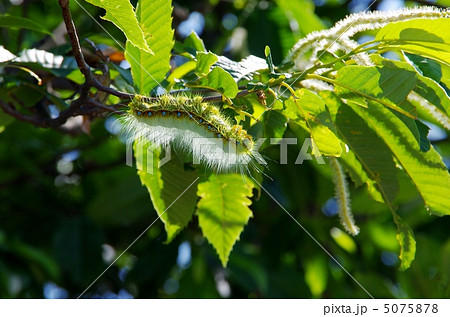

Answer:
[2,0,249,131]
[0,98,86,129]
[59,0,90,78]
[0,100,51,128]
[58,0,134,100]
[0,1,131,131]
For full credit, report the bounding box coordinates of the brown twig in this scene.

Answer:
[58,0,134,100]
[0,99,82,129]
[0,1,134,131]
[59,0,90,77]
[2,0,249,131]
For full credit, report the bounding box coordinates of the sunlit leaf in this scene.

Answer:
[330,227,357,254]
[304,255,328,298]
[394,215,416,271]
[135,143,198,243]
[183,31,207,54]
[353,101,450,216]
[85,0,152,54]
[415,77,450,118]
[264,46,275,73]
[415,120,431,152]
[339,148,383,202]
[316,50,346,70]
[373,55,450,125]
[167,60,196,85]
[376,18,450,67]
[335,101,399,203]
[195,52,218,76]
[249,109,288,148]
[197,174,254,267]
[405,53,442,83]
[275,0,325,37]
[285,89,342,156]
[0,14,52,36]
[125,0,174,94]
[335,65,417,118]
[191,67,239,98]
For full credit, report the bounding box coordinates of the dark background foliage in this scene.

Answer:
[0,0,449,298]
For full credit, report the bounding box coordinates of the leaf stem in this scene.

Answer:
[280,82,297,96]
[291,40,381,82]
[305,74,415,119]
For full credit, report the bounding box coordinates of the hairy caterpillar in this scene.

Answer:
[119,94,265,174]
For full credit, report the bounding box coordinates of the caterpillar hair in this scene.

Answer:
[119,94,266,174]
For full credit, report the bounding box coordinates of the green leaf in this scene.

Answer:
[375,19,450,67]
[11,240,60,280]
[405,53,442,83]
[264,46,275,73]
[414,76,450,117]
[3,64,42,85]
[304,255,328,298]
[415,120,431,152]
[135,143,199,243]
[54,216,104,284]
[0,14,52,36]
[262,110,288,139]
[330,227,357,254]
[197,174,254,267]
[353,102,450,216]
[338,149,368,188]
[440,63,450,90]
[370,54,450,132]
[195,52,218,76]
[373,54,450,121]
[125,0,174,94]
[335,102,399,203]
[183,31,207,53]
[317,50,346,70]
[1,84,46,108]
[110,63,133,85]
[248,110,288,150]
[394,110,424,152]
[85,0,152,54]
[87,173,150,227]
[275,0,325,37]
[393,215,416,271]
[285,89,342,156]
[335,65,417,118]
[339,149,383,202]
[0,108,14,134]
[167,60,196,85]
[192,67,239,98]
